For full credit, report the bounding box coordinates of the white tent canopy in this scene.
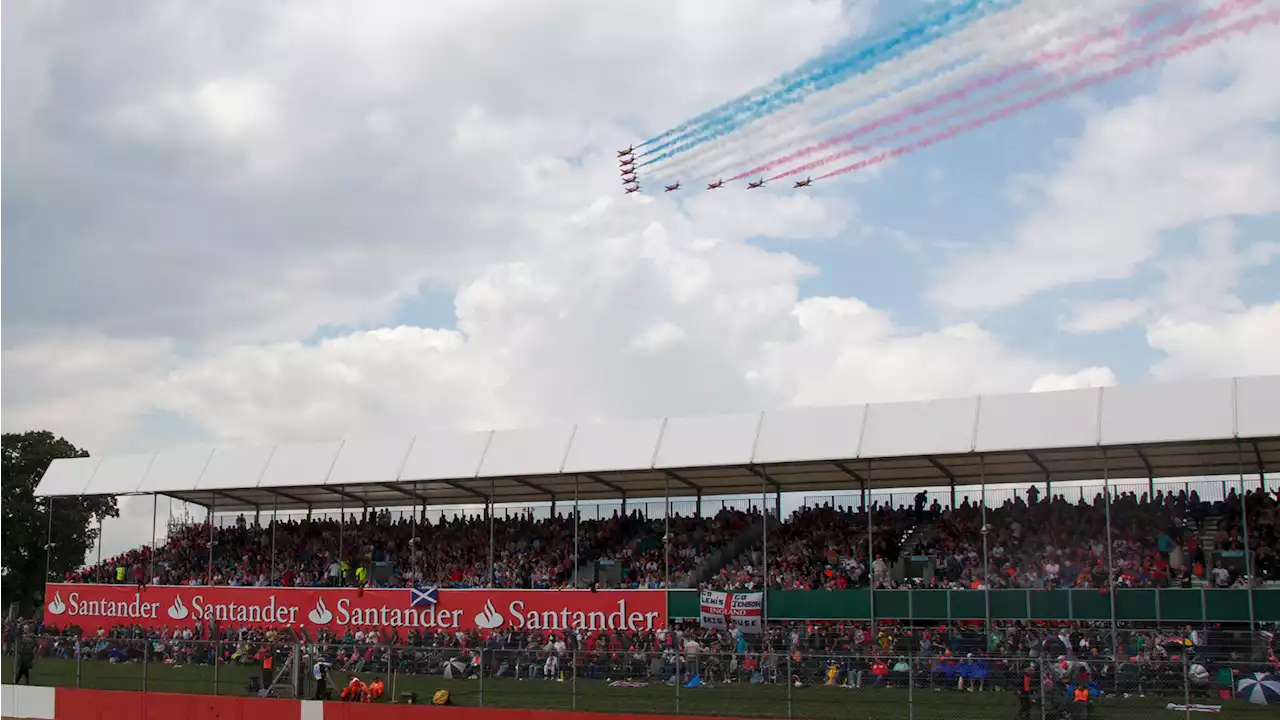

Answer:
[33,376,1280,513]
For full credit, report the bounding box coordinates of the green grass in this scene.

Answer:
[3,656,1273,719]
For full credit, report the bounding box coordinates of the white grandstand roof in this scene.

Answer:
[34,376,1280,512]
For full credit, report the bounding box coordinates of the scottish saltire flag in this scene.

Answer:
[410,584,439,607]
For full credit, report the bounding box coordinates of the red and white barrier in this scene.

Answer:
[1,686,748,720]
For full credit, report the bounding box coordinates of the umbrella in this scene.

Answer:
[1237,673,1280,705]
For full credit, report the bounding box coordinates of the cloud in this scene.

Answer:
[149,193,1100,445]
[929,22,1280,311]
[1145,219,1280,380]
[1058,298,1150,334]
[0,334,176,451]
[1029,366,1118,393]
[2,0,864,346]
[1147,302,1280,381]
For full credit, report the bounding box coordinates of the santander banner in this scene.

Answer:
[42,583,666,634]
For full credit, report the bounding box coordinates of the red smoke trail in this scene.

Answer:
[766,0,1261,183]
[729,0,1190,184]
[812,9,1279,182]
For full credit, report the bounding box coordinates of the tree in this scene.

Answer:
[2,431,118,613]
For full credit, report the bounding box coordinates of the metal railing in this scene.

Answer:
[5,634,1274,718]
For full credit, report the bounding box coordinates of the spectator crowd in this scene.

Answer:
[65,486,1278,593]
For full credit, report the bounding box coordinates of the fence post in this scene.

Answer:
[214,636,220,695]
[572,649,578,711]
[675,651,681,715]
[142,642,150,692]
[1038,654,1047,720]
[389,644,397,702]
[76,640,83,689]
[907,636,914,720]
[478,649,485,707]
[1182,651,1191,720]
[786,653,793,719]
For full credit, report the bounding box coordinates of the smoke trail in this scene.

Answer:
[645,0,1085,184]
[724,0,1176,183]
[813,8,1278,182]
[634,0,995,150]
[771,0,1259,182]
[636,0,1018,163]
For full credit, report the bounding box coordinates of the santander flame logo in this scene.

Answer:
[474,599,504,630]
[47,592,67,616]
[308,598,334,625]
[167,596,190,621]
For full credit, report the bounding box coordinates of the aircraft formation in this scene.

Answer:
[620,143,816,195]
[614,0,1271,195]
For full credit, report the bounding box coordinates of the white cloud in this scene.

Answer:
[1144,220,1280,380]
[1030,366,1118,393]
[1147,303,1280,380]
[1,0,865,346]
[0,335,176,452]
[148,195,1103,445]
[1058,298,1150,334]
[930,22,1280,311]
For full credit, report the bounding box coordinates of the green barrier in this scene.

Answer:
[667,588,1274,623]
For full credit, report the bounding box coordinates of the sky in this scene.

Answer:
[3,0,1279,558]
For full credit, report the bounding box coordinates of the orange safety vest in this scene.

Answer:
[365,680,384,702]
[341,679,365,700]
[1073,687,1090,703]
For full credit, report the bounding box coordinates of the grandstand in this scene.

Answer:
[9,375,1280,719]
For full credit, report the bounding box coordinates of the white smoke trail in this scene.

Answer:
[641,0,1065,183]
[645,0,1137,185]
[694,0,1156,184]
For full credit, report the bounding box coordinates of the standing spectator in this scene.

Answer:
[13,634,35,685]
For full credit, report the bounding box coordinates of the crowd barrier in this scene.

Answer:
[5,638,1274,719]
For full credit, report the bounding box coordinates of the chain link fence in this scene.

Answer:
[6,632,1278,718]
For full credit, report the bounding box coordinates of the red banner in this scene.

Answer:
[42,583,666,634]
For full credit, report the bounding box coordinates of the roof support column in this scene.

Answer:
[489,476,496,589]
[980,455,990,644]
[573,475,580,589]
[411,482,419,585]
[760,466,770,640]
[270,494,279,587]
[866,462,875,639]
[950,480,956,510]
[1103,451,1118,672]
[149,494,159,586]
[664,473,671,590]
[44,497,55,587]
[96,515,104,584]
[338,489,345,587]
[1236,442,1257,638]
[207,492,216,586]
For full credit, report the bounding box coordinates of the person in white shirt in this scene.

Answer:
[544,638,560,679]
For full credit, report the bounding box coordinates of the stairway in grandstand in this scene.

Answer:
[899,519,933,555]
[1200,514,1221,559]
[680,511,771,588]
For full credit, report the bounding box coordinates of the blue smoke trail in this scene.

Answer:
[638,0,1003,163]
[635,0,984,151]
[638,0,1017,168]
